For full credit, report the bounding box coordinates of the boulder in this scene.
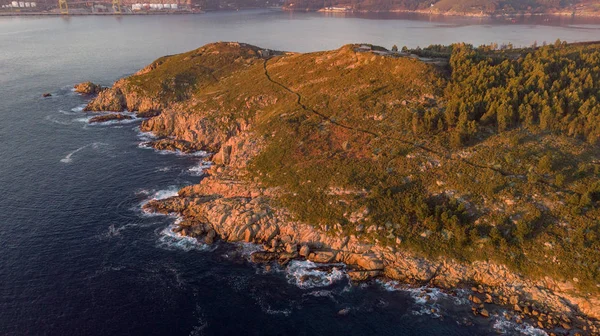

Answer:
[285,243,297,254]
[299,244,310,258]
[470,295,482,304]
[479,309,490,318]
[205,229,217,244]
[42,93,52,97]
[308,250,336,263]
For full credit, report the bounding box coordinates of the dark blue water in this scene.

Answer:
[2,10,597,336]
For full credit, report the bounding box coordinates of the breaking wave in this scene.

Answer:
[377,280,470,318]
[45,115,72,125]
[135,127,158,142]
[137,185,182,216]
[285,260,346,289]
[60,142,108,163]
[188,161,213,176]
[156,220,215,252]
[138,142,211,158]
[71,104,87,112]
[492,314,549,336]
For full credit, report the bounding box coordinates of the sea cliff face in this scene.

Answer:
[85,41,600,334]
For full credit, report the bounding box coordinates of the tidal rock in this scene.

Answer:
[250,251,279,263]
[338,308,350,316]
[136,110,161,118]
[89,114,133,123]
[148,139,205,153]
[479,309,490,318]
[42,93,52,97]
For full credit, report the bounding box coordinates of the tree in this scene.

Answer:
[392,45,398,52]
[537,154,553,174]
[515,220,533,242]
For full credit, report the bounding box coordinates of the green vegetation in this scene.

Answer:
[113,41,600,292]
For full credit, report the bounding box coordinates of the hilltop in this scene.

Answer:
[85,41,600,334]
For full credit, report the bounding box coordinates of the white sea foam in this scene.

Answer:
[60,142,108,163]
[251,291,293,316]
[492,315,549,336]
[376,280,471,318]
[134,127,158,142]
[58,109,79,116]
[285,260,346,289]
[80,111,142,126]
[137,185,183,216]
[156,221,215,252]
[138,142,211,158]
[188,161,213,176]
[303,289,337,301]
[91,117,141,126]
[45,115,72,125]
[236,242,264,259]
[71,104,87,112]
[377,280,468,304]
[73,115,95,123]
[139,185,179,206]
[152,186,180,200]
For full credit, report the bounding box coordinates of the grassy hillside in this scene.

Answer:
[105,41,600,292]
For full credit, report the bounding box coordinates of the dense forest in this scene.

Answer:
[412,40,600,146]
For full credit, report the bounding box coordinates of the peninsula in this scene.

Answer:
[84,40,600,334]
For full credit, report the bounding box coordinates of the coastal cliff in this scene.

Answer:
[85,41,600,334]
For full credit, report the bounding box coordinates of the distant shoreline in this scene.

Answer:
[0,11,203,16]
[2,7,599,19]
[299,7,600,19]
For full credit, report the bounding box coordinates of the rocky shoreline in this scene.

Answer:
[76,41,600,335]
[141,161,599,335]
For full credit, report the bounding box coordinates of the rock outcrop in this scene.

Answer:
[74,81,103,95]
